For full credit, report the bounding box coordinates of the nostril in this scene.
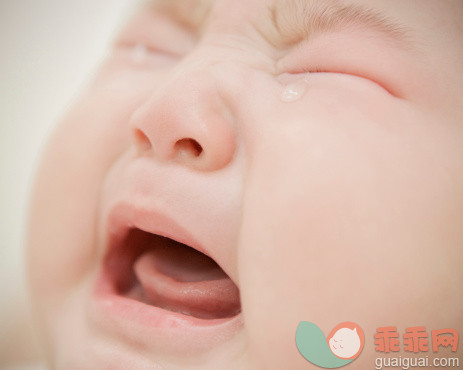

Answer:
[174,138,203,158]
[134,129,152,151]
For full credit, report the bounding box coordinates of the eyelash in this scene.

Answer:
[301,65,397,97]
[301,66,326,74]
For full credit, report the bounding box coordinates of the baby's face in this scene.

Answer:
[27,0,463,368]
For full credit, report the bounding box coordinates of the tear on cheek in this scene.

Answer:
[280,73,311,102]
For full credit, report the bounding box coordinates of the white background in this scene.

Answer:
[0,0,136,366]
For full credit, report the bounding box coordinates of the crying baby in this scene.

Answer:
[27,0,463,368]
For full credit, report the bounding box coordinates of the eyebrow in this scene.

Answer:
[267,0,414,49]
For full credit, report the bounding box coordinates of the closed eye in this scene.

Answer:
[114,41,180,68]
[118,41,180,57]
[293,65,397,96]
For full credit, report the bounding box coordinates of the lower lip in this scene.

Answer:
[88,268,243,355]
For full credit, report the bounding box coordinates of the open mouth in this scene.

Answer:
[102,228,241,321]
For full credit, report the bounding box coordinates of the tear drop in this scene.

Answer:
[281,73,310,103]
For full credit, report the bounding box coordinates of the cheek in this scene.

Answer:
[27,70,151,305]
[238,84,463,367]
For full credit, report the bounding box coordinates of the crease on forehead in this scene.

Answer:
[143,0,415,52]
[267,0,414,48]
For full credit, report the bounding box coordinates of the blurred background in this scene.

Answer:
[0,1,135,367]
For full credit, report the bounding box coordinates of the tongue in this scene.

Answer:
[133,242,240,319]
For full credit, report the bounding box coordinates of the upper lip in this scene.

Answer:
[104,199,211,263]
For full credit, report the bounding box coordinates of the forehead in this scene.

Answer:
[145,0,414,51]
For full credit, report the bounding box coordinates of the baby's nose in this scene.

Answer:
[130,69,237,172]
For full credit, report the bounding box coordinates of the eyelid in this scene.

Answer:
[115,14,196,58]
[284,64,397,97]
[112,40,180,69]
[116,40,181,58]
[277,36,405,98]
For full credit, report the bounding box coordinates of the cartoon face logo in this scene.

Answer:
[328,327,361,359]
[296,321,365,368]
